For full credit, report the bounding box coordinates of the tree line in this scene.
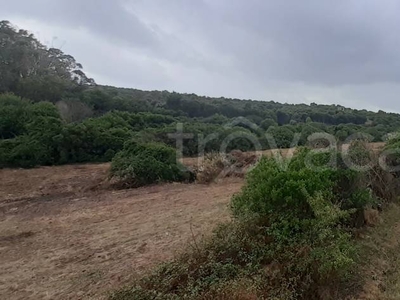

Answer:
[1,20,400,168]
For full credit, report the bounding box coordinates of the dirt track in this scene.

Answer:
[0,164,243,299]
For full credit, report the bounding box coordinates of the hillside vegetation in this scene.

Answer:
[1,20,400,169]
[3,20,400,300]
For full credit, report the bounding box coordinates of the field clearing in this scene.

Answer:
[0,142,385,299]
[0,162,243,300]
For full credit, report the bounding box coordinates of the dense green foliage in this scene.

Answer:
[231,148,375,219]
[109,141,192,187]
[1,21,400,169]
[111,145,395,300]
[0,21,94,102]
[2,83,400,168]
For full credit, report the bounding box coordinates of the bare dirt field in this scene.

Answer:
[0,142,386,300]
[0,163,243,299]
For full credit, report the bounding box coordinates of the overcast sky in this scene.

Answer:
[1,0,400,112]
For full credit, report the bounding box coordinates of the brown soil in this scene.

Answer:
[0,142,386,299]
[0,164,243,300]
[353,204,400,300]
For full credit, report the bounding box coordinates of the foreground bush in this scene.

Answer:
[110,141,193,188]
[232,147,379,220]
[111,146,395,299]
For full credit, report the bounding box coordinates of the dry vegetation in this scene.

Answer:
[195,150,259,184]
[0,142,396,300]
[350,203,400,300]
[0,163,242,299]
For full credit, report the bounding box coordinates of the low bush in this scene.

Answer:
[109,141,193,188]
[196,151,260,184]
[195,153,227,184]
[111,146,396,300]
[383,136,400,176]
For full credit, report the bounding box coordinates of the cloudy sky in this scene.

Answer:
[1,0,400,112]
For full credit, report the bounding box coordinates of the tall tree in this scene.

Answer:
[0,20,94,101]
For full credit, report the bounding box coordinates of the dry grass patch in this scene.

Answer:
[196,151,259,184]
[347,204,400,300]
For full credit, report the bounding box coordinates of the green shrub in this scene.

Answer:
[230,149,358,294]
[232,149,337,220]
[110,141,192,188]
[0,93,30,139]
[383,136,400,175]
[110,145,399,299]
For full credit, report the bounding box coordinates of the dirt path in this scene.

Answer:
[0,164,243,299]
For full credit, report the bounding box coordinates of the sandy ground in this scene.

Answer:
[0,164,243,300]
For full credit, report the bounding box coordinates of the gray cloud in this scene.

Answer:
[198,0,400,85]
[1,0,400,111]
[2,0,158,48]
